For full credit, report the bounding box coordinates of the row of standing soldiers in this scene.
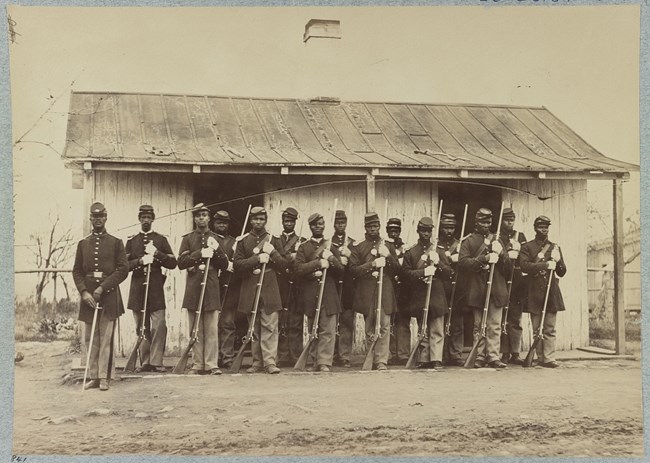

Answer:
[73,201,567,390]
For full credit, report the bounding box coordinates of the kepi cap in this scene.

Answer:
[138,204,155,218]
[250,206,267,218]
[534,215,551,227]
[308,213,323,225]
[386,218,401,229]
[90,202,106,215]
[364,212,380,226]
[475,208,493,221]
[417,217,434,230]
[214,210,230,222]
[335,210,347,221]
[502,207,516,220]
[440,213,456,226]
[282,207,299,221]
[191,203,210,216]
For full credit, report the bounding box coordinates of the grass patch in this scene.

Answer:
[15,297,79,342]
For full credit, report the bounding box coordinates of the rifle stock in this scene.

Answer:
[231,259,268,373]
[404,335,424,369]
[124,263,152,373]
[295,266,328,371]
[172,256,211,374]
[124,336,143,372]
[362,265,384,371]
[523,267,555,368]
[523,337,540,368]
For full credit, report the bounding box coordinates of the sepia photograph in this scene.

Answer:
[8,3,643,459]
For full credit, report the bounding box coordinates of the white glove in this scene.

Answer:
[508,250,519,260]
[262,242,274,254]
[377,244,390,257]
[429,251,440,266]
[227,261,234,272]
[320,258,330,269]
[258,253,270,264]
[145,241,156,255]
[340,256,349,266]
[314,270,323,278]
[141,254,154,265]
[373,256,386,268]
[450,253,459,263]
[201,247,213,258]
[207,236,219,251]
[551,247,561,262]
[491,240,503,254]
[322,249,333,259]
[424,265,436,277]
[340,246,351,257]
[487,252,499,264]
[511,240,521,252]
[547,260,557,270]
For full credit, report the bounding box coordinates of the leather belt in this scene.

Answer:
[86,272,106,278]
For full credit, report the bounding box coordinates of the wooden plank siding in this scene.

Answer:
[501,178,588,351]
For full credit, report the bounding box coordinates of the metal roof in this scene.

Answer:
[63,91,637,176]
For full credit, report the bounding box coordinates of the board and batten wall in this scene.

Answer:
[87,170,194,356]
[502,178,589,351]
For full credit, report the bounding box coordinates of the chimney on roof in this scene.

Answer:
[303,19,341,43]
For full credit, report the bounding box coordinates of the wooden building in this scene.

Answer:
[62,91,638,354]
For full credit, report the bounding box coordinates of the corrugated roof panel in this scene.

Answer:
[185,96,233,163]
[64,92,93,158]
[89,94,119,158]
[162,95,203,162]
[385,104,428,136]
[275,100,342,164]
[321,104,373,153]
[139,94,172,157]
[231,98,286,163]
[408,105,495,169]
[116,94,150,160]
[206,97,257,162]
[343,102,383,135]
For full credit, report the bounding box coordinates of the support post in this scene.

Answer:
[365,173,376,213]
[612,178,625,355]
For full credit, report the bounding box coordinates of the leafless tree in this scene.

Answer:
[28,215,75,305]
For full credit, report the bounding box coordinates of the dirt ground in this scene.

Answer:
[12,341,644,457]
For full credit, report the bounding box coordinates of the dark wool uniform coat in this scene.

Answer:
[216,233,241,312]
[270,232,305,311]
[436,237,465,307]
[178,229,229,312]
[349,237,400,317]
[458,232,513,309]
[73,231,128,324]
[401,241,448,318]
[293,238,344,317]
[519,238,567,314]
[499,230,528,313]
[331,233,355,310]
[125,231,177,312]
[386,237,410,313]
[234,231,288,315]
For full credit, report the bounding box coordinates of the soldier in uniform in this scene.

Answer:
[73,202,128,391]
[177,203,229,375]
[386,218,411,366]
[213,210,239,370]
[272,207,306,367]
[124,205,177,373]
[349,212,400,371]
[459,208,513,369]
[234,207,288,374]
[331,210,355,368]
[437,213,465,367]
[498,208,528,365]
[520,215,567,368]
[401,217,449,369]
[293,213,344,372]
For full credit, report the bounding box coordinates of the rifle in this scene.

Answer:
[405,200,443,369]
[444,203,468,336]
[124,263,152,372]
[362,265,384,371]
[500,231,519,337]
[294,200,337,371]
[230,235,272,373]
[172,256,211,374]
[523,263,555,368]
[220,204,252,306]
[82,302,102,391]
[464,202,505,369]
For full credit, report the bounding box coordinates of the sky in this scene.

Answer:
[9,5,641,296]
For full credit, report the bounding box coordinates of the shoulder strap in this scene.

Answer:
[473,233,493,259]
[283,234,300,254]
[533,242,553,263]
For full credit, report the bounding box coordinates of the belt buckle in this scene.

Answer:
[93,271,102,278]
